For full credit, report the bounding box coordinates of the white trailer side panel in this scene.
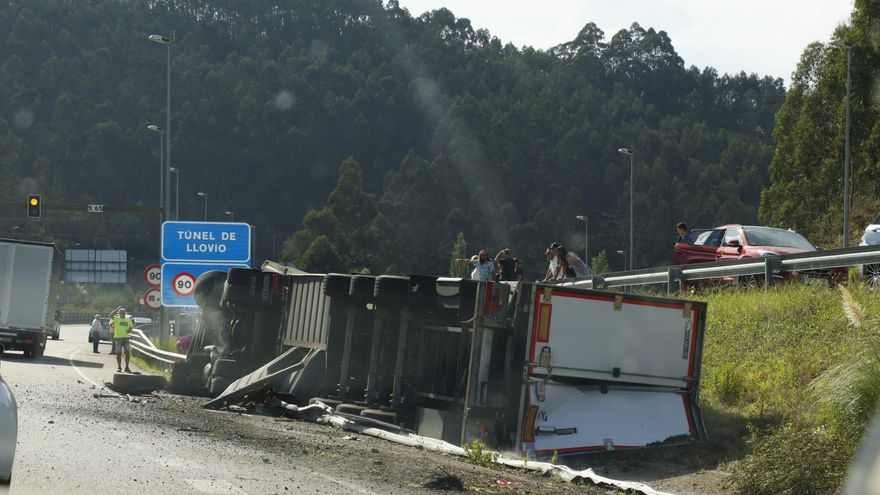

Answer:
[529,290,698,389]
[521,382,698,456]
[0,242,54,331]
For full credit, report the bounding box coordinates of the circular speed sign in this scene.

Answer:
[143,288,161,311]
[172,272,196,297]
[143,263,161,286]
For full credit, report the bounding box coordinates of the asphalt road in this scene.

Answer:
[0,324,593,495]
[0,324,426,494]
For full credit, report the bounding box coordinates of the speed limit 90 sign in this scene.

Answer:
[144,264,161,286]
[172,272,196,297]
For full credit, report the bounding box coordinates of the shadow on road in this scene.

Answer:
[3,353,105,369]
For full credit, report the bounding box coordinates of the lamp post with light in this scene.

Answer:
[618,148,635,269]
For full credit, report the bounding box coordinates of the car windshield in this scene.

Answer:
[743,227,815,250]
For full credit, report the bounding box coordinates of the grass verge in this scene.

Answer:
[688,283,880,493]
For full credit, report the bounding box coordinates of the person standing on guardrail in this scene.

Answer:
[89,313,102,353]
[542,243,560,281]
[109,307,133,373]
[456,250,497,282]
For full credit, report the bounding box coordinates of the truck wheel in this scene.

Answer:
[209,376,234,396]
[408,274,437,307]
[223,268,264,309]
[349,276,376,300]
[309,397,342,409]
[323,274,352,298]
[23,348,33,359]
[211,358,241,379]
[35,343,45,357]
[110,372,167,394]
[360,409,397,423]
[373,276,409,304]
[335,403,369,415]
[193,270,230,310]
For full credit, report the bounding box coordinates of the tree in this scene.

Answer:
[590,250,611,275]
[449,232,467,277]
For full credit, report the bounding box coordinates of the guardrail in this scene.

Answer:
[129,328,186,367]
[554,244,880,293]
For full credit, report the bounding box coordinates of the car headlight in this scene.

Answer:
[757,250,780,257]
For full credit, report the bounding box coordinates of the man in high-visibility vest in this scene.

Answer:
[109,306,133,373]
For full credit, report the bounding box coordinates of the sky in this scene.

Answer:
[395,0,854,82]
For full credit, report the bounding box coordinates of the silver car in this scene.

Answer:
[860,214,880,289]
[0,345,18,484]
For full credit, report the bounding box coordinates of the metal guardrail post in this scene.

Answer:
[667,266,682,295]
[764,255,781,289]
[590,276,605,289]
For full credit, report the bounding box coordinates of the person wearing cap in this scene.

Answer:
[542,242,560,281]
[109,306,133,373]
[89,313,103,353]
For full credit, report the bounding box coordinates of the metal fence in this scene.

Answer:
[129,329,186,369]
[554,244,880,293]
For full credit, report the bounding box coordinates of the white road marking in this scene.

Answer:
[185,479,248,494]
[68,348,102,388]
[311,472,378,495]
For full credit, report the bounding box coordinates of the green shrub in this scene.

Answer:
[728,423,850,495]
[462,440,498,468]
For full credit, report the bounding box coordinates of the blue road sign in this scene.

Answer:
[162,221,251,264]
[161,262,248,307]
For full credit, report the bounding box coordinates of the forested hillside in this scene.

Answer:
[0,0,784,274]
[760,0,879,247]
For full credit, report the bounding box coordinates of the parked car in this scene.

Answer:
[860,213,880,288]
[0,345,18,484]
[674,224,844,285]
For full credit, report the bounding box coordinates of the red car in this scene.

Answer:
[673,224,842,285]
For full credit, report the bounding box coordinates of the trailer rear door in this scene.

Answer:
[528,287,703,389]
[0,241,55,330]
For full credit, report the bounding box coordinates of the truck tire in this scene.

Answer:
[309,397,342,409]
[360,409,397,423]
[335,403,369,415]
[349,275,376,300]
[111,372,167,392]
[211,358,241,379]
[34,342,45,357]
[222,268,263,309]
[209,376,234,396]
[373,276,409,304]
[193,270,229,310]
[323,274,352,298]
[408,274,437,306]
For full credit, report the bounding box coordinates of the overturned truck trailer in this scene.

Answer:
[177,267,707,457]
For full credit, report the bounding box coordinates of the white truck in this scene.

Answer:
[0,239,61,358]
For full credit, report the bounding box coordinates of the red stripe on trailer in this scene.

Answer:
[528,290,544,363]
[552,290,692,311]
[682,393,698,437]
[686,307,699,388]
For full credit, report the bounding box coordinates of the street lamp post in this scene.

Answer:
[149,34,172,222]
[616,249,627,272]
[169,167,180,221]
[618,148,635,269]
[147,125,164,208]
[576,215,589,269]
[197,192,208,221]
[224,211,234,222]
[833,40,853,247]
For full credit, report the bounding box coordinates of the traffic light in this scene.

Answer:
[26,194,41,218]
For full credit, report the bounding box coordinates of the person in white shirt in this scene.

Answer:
[89,314,102,353]
[542,243,560,281]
